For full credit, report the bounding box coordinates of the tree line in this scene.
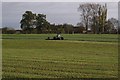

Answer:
[20,11,85,34]
[78,3,118,34]
[1,3,119,34]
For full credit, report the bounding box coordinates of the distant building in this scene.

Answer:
[73,27,80,33]
[15,30,22,34]
[0,28,2,34]
[73,26,85,34]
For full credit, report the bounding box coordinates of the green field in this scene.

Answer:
[2,34,118,78]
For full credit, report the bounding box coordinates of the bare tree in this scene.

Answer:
[78,3,107,34]
[78,3,92,33]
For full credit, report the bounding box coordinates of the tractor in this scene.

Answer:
[46,33,64,40]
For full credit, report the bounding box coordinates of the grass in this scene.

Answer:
[2,34,118,42]
[2,34,118,78]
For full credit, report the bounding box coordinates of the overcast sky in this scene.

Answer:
[2,2,118,29]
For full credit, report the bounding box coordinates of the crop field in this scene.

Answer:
[2,34,118,78]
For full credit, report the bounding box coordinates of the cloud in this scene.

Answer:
[0,2,2,28]
[107,2,118,19]
[2,0,119,2]
[2,2,118,29]
[2,2,80,29]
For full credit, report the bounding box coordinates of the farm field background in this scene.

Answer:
[2,34,118,78]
